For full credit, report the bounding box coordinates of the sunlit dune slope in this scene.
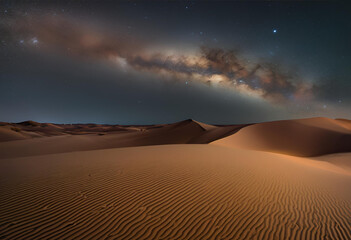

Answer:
[0,145,350,240]
[212,117,351,157]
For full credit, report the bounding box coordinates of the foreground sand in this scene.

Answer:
[1,145,350,239]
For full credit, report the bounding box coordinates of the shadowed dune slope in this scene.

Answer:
[0,145,350,240]
[0,127,31,142]
[212,117,351,157]
[0,120,246,159]
[0,123,45,142]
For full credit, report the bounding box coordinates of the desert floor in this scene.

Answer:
[0,118,350,239]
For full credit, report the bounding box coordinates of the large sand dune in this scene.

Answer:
[0,145,350,239]
[212,117,351,157]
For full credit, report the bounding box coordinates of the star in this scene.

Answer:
[273,29,277,33]
[31,38,38,44]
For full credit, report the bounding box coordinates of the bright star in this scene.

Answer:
[32,38,38,44]
[273,29,277,33]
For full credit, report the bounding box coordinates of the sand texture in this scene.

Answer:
[212,117,351,157]
[0,120,246,159]
[0,118,350,239]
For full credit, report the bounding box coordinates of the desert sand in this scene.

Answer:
[0,118,350,239]
[212,117,351,157]
[0,120,246,159]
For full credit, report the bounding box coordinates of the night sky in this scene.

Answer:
[1,1,350,124]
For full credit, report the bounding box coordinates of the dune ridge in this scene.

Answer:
[2,117,351,159]
[2,117,351,157]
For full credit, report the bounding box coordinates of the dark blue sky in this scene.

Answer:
[0,1,350,124]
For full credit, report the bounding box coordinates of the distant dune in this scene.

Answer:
[0,119,246,159]
[0,118,350,239]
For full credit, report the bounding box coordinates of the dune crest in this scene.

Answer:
[1,117,350,158]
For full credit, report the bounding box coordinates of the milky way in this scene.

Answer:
[0,1,350,124]
[3,14,315,104]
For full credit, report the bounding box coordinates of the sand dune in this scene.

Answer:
[0,127,30,142]
[1,117,350,239]
[0,124,44,142]
[335,119,351,131]
[314,152,351,172]
[212,117,351,157]
[0,145,350,240]
[0,120,246,159]
[2,118,350,158]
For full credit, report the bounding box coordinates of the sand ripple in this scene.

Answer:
[0,145,350,239]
